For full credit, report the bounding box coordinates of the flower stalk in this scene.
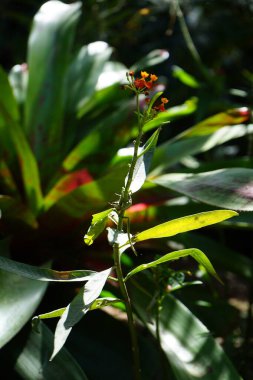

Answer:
[112,71,168,380]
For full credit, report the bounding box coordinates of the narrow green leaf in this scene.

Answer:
[153,168,253,211]
[125,128,161,194]
[143,98,197,133]
[89,297,123,310]
[0,160,19,196]
[0,105,43,214]
[132,210,238,243]
[0,255,96,282]
[84,208,113,245]
[125,248,222,283]
[172,65,200,88]
[34,308,66,320]
[151,124,253,173]
[50,267,111,360]
[130,49,169,71]
[147,91,163,116]
[34,297,122,323]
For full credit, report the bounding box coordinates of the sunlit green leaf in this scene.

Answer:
[172,65,200,88]
[126,128,161,194]
[125,248,222,283]
[50,267,111,360]
[132,210,238,243]
[84,208,113,245]
[151,124,253,173]
[25,0,82,181]
[130,49,169,71]
[8,64,28,105]
[65,41,112,116]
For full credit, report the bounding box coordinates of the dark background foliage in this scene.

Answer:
[1,1,253,379]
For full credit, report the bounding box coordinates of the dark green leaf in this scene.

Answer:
[13,322,89,380]
[0,255,96,282]
[152,168,253,211]
[0,262,48,348]
[131,275,242,380]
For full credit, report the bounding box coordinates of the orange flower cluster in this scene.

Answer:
[126,70,169,113]
[129,70,158,90]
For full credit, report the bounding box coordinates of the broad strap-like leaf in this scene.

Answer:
[44,165,128,218]
[50,267,111,360]
[0,67,43,214]
[65,41,112,116]
[62,102,131,174]
[131,275,243,380]
[0,255,97,282]
[84,208,113,245]
[125,248,222,283]
[151,108,252,173]
[152,168,253,211]
[0,240,48,349]
[0,195,38,229]
[25,1,82,182]
[12,321,89,380]
[132,210,238,243]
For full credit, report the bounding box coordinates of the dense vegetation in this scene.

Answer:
[0,1,253,379]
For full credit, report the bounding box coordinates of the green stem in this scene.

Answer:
[112,92,143,379]
[113,244,141,380]
[174,0,211,84]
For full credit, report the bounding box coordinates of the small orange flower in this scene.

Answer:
[129,70,135,76]
[141,71,149,79]
[145,80,153,89]
[150,74,158,82]
[161,97,169,104]
[134,78,146,89]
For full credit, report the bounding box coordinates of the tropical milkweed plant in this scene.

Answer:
[0,68,239,380]
[0,1,252,379]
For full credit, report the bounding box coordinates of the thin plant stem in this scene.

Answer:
[113,244,141,380]
[174,0,211,84]
[112,92,143,380]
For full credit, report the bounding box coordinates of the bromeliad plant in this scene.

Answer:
[0,70,239,379]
